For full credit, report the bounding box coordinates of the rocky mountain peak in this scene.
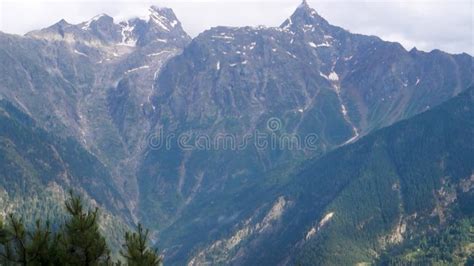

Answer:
[82,14,114,29]
[79,14,124,43]
[127,6,190,47]
[45,18,72,33]
[147,5,181,33]
[55,19,71,27]
[26,18,74,39]
[280,0,328,32]
[26,6,190,49]
[298,0,310,10]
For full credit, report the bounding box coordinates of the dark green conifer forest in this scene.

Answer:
[0,192,162,266]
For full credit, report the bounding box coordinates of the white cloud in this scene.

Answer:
[0,0,472,55]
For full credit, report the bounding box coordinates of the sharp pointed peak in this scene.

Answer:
[55,19,70,26]
[298,0,310,9]
[295,0,318,15]
[279,0,326,30]
[289,0,321,20]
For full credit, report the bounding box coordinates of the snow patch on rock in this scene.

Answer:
[119,21,136,46]
[73,49,88,57]
[125,65,150,74]
[309,41,332,48]
[81,14,106,30]
[328,71,339,81]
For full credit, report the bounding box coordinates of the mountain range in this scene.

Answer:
[0,1,472,264]
[189,87,473,265]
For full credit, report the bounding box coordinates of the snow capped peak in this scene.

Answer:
[87,14,111,24]
[147,6,180,32]
[82,13,113,30]
[28,5,190,48]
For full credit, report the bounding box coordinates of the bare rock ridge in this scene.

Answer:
[27,6,190,47]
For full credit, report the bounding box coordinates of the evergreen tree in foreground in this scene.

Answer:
[0,214,60,265]
[121,224,162,266]
[0,192,162,266]
[58,192,111,265]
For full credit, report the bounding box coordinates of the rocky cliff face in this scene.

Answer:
[0,6,190,214]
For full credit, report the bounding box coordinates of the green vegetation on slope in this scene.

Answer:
[0,99,132,256]
[378,218,474,265]
[0,99,127,214]
[0,192,162,266]
[291,87,474,265]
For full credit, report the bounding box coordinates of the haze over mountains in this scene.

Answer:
[0,1,472,265]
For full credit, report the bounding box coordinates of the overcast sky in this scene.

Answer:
[0,0,472,55]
